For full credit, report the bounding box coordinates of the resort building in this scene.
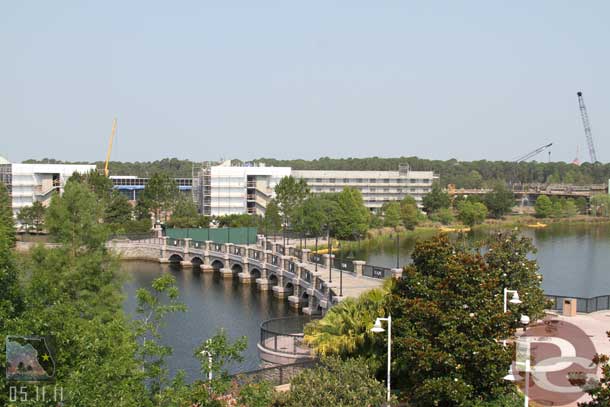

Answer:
[0,156,95,220]
[193,161,438,216]
[110,176,193,201]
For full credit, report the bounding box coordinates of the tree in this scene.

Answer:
[382,201,401,228]
[274,176,310,229]
[134,274,187,403]
[262,199,282,235]
[575,196,588,214]
[483,183,514,218]
[280,357,392,407]
[590,194,610,217]
[430,207,455,225]
[563,198,578,218]
[577,333,610,406]
[457,200,488,226]
[0,182,15,247]
[385,233,547,405]
[105,190,133,226]
[534,195,553,218]
[45,180,108,252]
[400,195,420,230]
[422,182,450,214]
[334,188,369,240]
[139,173,179,222]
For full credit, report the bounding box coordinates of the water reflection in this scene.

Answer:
[122,261,294,382]
[345,224,610,298]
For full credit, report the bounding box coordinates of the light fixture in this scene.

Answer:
[503,365,523,382]
[509,292,522,305]
[520,314,530,325]
[371,318,385,333]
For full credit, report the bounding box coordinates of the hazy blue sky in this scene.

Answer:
[2,1,609,163]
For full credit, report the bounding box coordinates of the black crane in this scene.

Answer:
[514,143,553,162]
[577,91,598,163]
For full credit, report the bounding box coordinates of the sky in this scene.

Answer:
[1,1,609,164]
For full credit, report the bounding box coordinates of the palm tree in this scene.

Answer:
[304,280,393,358]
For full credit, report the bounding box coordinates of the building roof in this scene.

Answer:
[0,155,10,165]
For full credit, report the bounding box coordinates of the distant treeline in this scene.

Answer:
[24,156,610,188]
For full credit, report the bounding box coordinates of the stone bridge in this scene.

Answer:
[108,235,392,314]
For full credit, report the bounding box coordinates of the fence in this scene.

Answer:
[363,265,392,279]
[232,360,318,387]
[259,316,319,356]
[333,258,355,273]
[546,295,610,314]
[166,227,257,245]
[309,253,323,265]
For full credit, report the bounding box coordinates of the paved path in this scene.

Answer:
[301,262,383,299]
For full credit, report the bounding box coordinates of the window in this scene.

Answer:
[328,178,336,183]
[369,179,377,183]
[383,179,390,183]
[370,187,376,192]
[384,188,390,192]
[343,178,350,183]
[356,178,363,183]
[410,179,417,183]
[315,178,322,183]
[329,188,336,192]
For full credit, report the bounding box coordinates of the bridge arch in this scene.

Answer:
[190,256,203,266]
[168,254,183,263]
[284,281,294,296]
[250,267,262,279]
[211,259,224,271]
[231,263,243,275]
[268,274,279,287]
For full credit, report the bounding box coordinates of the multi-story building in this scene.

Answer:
[195,161,291,216]
[0,156,95,220]
[194,162,437,216]
[293,165,437,211]
[110,176,193,201]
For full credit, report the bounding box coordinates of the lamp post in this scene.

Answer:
[199,348,213,382]
[327,226,332,283]
[395,231,400,269]
[504,359,529,407]
[502,288,530,407]
[338,241,343,297]
[371,315,392,405]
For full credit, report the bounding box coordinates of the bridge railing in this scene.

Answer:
[287,261,297,275]
[333,258,355,273]
[211,243,224,253]
[259,316,320,356]
[362,265,391,279]
[248,248,264,261]
[167,238,184,247]
[302,269,313,283]
[232,360,318,387]
[231,246,246,256]
[309,253,324,265]
[546,294,610,313]
[191,240,206,249]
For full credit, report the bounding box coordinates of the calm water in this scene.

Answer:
[342,223,610,299]
[121,223,610,381]
[122,262,294,381]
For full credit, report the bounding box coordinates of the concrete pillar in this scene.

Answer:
[323,254,335,268]
[256,276,270,291]
[391,267,403,280]
[238,258,252,283]
[300,248,311,264]
[220,254,233,279]
[273,285,290,299]
[183,238,192,255]
[154,223,163,238]
[200,252,214,272]
[205,240,213,251]
[353,260,366,278]
[159,237,169,263]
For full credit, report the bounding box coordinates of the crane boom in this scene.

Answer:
[577,91,598,163]
[515,142,553,162]
[104,118,117,177]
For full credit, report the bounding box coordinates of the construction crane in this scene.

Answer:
[104,118,117,177]
[577,91,598,163]
[514,142,553,162]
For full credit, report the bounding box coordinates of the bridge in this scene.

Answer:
[108,235,392,315]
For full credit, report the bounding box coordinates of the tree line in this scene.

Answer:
[24,155,610,187]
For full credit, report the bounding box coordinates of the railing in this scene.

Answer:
[192,240,205,249]
[363,265,391,279]
[333,258,354,273]
[109,233,155,241]
[293,248,303,259]
[276,245,285,255]
[546,295,610,314]
[287,261,296,274]
[232,360,318,387]
[259,316,320,356]
[168,238,183,247]
[212,243,223,252]
[231,246,245,256]
[302,269,312,283]
[309,253,323,265]
[248,248,264,261]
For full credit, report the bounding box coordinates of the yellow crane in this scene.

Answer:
[104,118,117,177]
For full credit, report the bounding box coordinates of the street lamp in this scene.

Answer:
[395,232,400,269]
[371,315,392,405]
[504,359,530,407]
[199,348,213,382]
[327,226,332,284]
[503,288,522,313]
[337,241,343,297]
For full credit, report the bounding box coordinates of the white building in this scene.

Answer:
[0,156,95,219]
[195,162,437,216]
